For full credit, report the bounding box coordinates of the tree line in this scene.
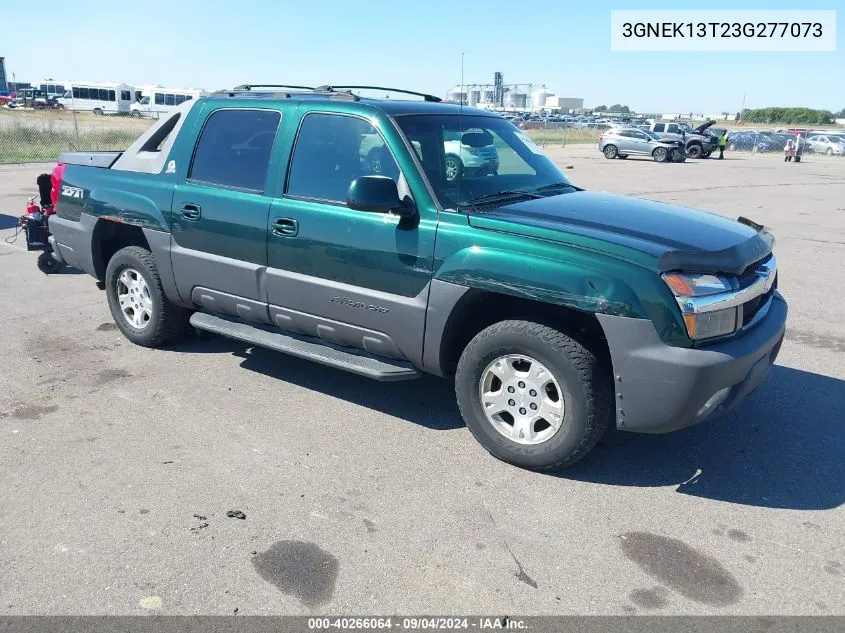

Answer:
[742,107,840,125]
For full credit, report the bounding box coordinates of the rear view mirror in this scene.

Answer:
[347,176,414,217]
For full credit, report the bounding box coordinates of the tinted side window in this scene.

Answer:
[175,94,185,105]
[653,123,664,132]
[109,90,116,102]
[121,91,130,101]
[165,93,175,106]
[72,87,80,99]
[189,109,281,192]
[667,124,678,133]
[287,113,399,203]
[155,93,164,105]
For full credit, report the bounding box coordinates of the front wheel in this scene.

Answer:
[105,246,190,347]
[827,148,833,155]
[652,147,669,162]
[455,320,612,470]
[686,144,703,159]
[603,145,618,159]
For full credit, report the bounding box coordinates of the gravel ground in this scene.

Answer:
[0,147,842,616]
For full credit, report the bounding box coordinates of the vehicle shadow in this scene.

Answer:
[565,365,845,510]
[169,335,463,431]
[0,213,21,230]
[167,335,844,509]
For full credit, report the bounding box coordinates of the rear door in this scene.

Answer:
[169,105,282,323]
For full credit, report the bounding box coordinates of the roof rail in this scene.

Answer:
[316,85,442,102]
[233,84,315,91]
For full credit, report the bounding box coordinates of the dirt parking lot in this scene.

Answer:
[0,147,843,615]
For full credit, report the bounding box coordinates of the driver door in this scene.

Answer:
[264,110,437,365]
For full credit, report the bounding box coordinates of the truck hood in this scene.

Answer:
[467,191,774,274]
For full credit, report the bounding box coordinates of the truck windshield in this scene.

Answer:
[394,114,572,209]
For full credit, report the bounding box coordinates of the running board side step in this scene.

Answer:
[190,312,422,381]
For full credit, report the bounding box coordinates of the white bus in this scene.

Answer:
[58,81,134,115]
[38,79,70,100]
[130,87,206,118]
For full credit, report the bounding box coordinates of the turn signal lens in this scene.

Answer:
[683,308,738,340]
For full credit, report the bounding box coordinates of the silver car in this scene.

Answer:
[806,135,845,155]
[598,127,686,162]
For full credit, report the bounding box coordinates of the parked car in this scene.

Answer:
[806,134,845,155]
[727,132,776,153]
[599,127,686,162]
[362,129,499,183]
[39,85,785,471]
[649,121,719,158]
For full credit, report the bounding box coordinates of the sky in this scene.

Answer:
[1,0,842,114]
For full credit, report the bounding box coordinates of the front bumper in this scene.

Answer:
[596,292,787,433]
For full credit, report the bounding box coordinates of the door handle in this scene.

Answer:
[272,218,299,237]
[181,203,201,220]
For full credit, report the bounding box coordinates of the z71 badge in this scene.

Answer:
[61,185,84,199]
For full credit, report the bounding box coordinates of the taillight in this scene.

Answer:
[50,162,66,211]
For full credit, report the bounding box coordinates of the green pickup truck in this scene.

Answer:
[43,84,786,470]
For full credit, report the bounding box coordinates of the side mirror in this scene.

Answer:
[347,175,414,218]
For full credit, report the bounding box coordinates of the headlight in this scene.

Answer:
[663,272,739,340]
[662,272,734,297]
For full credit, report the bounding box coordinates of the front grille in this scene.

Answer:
[741,272,777,325]
[737,253,773,288]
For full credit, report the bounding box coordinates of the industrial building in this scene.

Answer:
[445,71,583,114]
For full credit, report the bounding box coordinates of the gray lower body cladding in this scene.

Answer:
[597,292,787,433]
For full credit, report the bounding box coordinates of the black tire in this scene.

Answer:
[93,108,103,116]
[455,320,612,470]
[37,251,62,274]
[444,154,463,182]
[603,145,618,159]
[105,246,190,348]
[652,147,668,162]
[685,144,703,159]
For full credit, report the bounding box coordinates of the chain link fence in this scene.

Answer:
[0,107,155,164]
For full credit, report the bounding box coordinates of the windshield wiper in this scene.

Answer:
[534,182,575,192]
[460,190,543,207]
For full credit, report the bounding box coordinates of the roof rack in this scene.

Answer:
[232,84,314,91]
[318,85,442,102]
[212,84,441,102]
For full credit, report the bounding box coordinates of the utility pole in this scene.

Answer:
[739,94,746,123]
[460,52,464,105]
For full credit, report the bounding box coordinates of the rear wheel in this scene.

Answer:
[652,147,669,162]
[455,320,612,470]
[603,145,618,159]
[93,108,103,116]
[444,154,463,182]
[37,251,62,274]
[105,246,190,348]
